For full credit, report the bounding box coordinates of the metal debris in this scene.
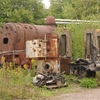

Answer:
[33,71,67,89]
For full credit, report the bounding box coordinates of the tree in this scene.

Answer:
[0,0,46,25]
[49,0,67,18]
[49,0,100,20]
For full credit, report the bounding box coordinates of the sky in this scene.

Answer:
[42,0,50,9]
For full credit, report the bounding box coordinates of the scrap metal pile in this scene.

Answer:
[33,71,67,89]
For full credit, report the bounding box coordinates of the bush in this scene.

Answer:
[80,78,98,88]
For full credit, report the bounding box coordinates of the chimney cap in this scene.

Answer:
[46,16,56,25]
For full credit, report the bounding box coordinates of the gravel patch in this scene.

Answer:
[44,87,100,100]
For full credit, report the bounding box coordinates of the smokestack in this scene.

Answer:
[46,16,56,27]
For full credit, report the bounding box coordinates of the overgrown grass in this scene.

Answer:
[0,63,80,100]
[80,78,98,88]
[0,64,100,100]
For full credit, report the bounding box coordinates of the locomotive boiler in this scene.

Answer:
[0,16,72,74]
[0,16,56,68]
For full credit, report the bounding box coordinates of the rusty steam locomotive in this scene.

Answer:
[1,15,100,80]
[0,16,72,75]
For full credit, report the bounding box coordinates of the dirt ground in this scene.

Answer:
[44,87,100,100]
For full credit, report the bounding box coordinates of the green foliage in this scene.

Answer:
[80,78,98,88]
[65,75,78,84]
[0,66,74,100]
[0,64,99,99]
[65,22,100,61]
[0,0,47,24]
[49,0,100,20]
[67,24,84,61]
[56,23,100,61]
[0,66,32,99]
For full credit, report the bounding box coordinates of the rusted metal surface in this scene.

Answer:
[35,58,71,74]
[60,58,71,75]
[26,28,72,75]
[36,59,60,74]
[0,23,16,51]
[0,16,57,67]
[26,31,72,74]
[0,16,56,52]
[26,34,58,58]
[0,23,54,52]
[46,16,56,25]
[0,15,72,77]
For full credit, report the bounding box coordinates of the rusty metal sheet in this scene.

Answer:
[0,23,17,51]
[0,16,58,67]
[19,24,38,40]
[33,25,52,39]
[36,58,71,74]
[47,38,58,57]
[26,39,58,58]
[0,23,55,52]
[36,59,60,74]
[26,39,45,58]
[12,23,38,50]
[13,23,25,50]
[60,58,71,74]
